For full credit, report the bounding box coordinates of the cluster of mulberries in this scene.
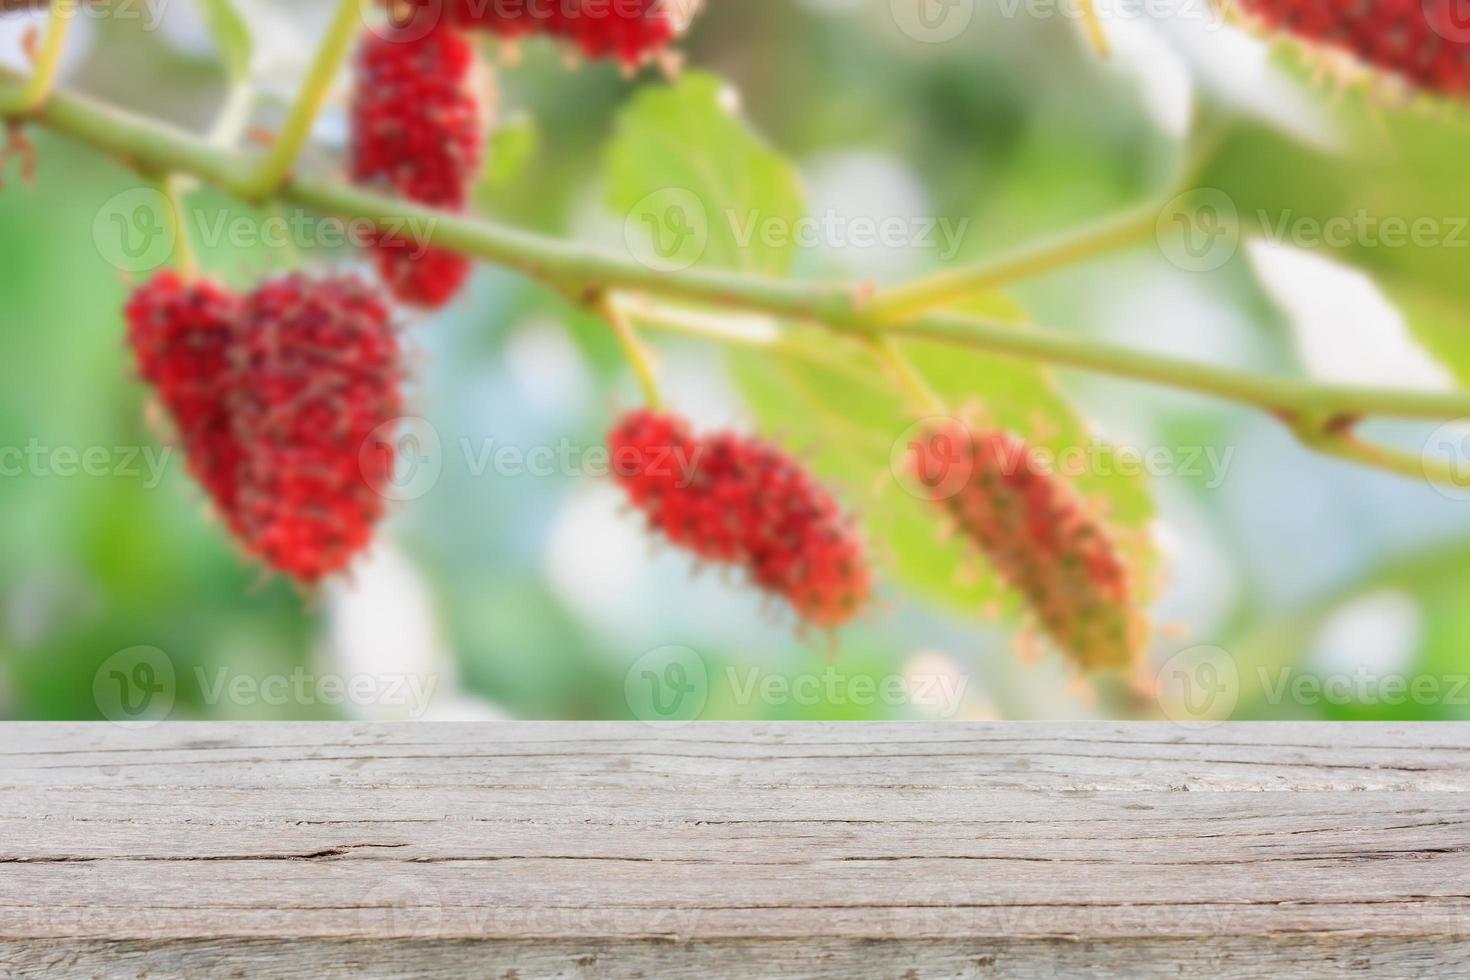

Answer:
[390,0,685,67]
[909,422,1139,671]
[608,409,872,629]
[1232,0,1470,97]
[350,24,487,308]
[126,272,402,584]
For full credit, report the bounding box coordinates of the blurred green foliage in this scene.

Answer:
[1,0,1468,724]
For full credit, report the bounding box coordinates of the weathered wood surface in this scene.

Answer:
[2,722,1469,978]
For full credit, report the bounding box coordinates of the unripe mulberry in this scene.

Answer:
[910,422,1140,671]
[609,409,872,629]
[350,23,485,307]
[1231,0,1470,98]
[125,271,246,528]
[231,274,403,583]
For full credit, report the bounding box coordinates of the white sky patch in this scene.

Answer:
[1247,240,1455,389]
[504,317,595,421]
[1099,15,1194,140]
[1151,483,1240,639]
[901,651,974,719]
[801,151,936,282]
[1098,261,1263,369]
[155,0,215,58]
[1151,11,1339,150]
[1307,589,1423,678]
[544,484,650,635]
[0,9,90,77]
[652,345,749,433]
[322,542,500,720]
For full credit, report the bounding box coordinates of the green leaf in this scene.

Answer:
[1228,543,1470,721]
[1201,67,1470,388]
[600,69,1155,635]
[605,71,804,275]
[476,115,541,198]
[730,307,1157,621]
[1383,279,1470,388]
[197,0,253,82]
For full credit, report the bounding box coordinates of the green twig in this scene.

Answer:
[4,80,1470,487]
[863,125,1230,325]
[1078,0,1109,57]
[236,0,360,201]
[0,0,76,115]
[862,204,1157,324]
[599,295,663,409]
[868,337,947,416]
[159,173,197,279]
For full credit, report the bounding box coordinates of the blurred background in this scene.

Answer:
[2,0,1469,724]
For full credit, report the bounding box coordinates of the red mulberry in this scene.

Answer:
[910,422,1141,671]
[558,0,679,66]
[230,274,403,583]
[350,23,486,307]
[1233,0,1470,98]
[609,409,872,629]
[125,271,247,530]
[389,0,686,67]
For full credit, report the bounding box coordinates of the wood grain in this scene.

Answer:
[2,723,1469,978]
